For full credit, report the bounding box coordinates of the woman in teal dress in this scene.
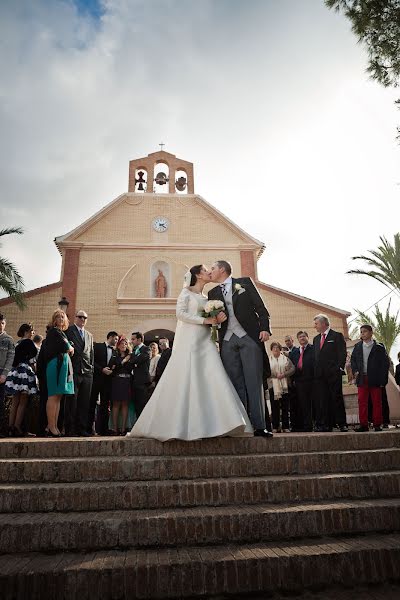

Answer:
[44,309,74,437]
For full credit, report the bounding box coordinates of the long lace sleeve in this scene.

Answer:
[176,289,205,325]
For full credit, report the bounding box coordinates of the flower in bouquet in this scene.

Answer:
[202,300,225,343]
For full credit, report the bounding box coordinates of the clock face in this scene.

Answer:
[152,217,170,232]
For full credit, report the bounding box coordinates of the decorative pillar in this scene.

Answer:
[240,250,256,280]
[147,162,154,193]
[61,248,80,320]
[168,167,175,193]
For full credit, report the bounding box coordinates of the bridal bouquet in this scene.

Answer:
[202,300,225,343]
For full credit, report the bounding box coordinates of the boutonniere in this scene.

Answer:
[234,283,246,295]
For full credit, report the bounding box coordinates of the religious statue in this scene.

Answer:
[155,269,167,298]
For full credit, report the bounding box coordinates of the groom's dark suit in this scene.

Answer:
[208,277,272,431]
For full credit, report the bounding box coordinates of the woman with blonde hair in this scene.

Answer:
[269,341,295,433]
[44,310,74,437]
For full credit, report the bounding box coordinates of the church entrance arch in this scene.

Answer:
[144,329,175,346]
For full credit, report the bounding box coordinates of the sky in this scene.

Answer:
[0,0,399,357]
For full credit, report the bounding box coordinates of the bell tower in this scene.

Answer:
[128,148,195,194]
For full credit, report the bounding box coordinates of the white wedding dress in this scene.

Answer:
[127,288,253,441]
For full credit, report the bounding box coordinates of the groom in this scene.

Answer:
[209,260,273,437]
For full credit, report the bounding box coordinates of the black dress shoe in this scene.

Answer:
[339,425,349,432]
[374,426,383,432]
[254,429,273,438]
[355,426,369,432]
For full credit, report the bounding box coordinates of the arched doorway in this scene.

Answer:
[144,329,175,346]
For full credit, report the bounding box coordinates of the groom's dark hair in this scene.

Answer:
[216,260,232,276]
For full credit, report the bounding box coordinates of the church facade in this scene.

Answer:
[1,150,351,343]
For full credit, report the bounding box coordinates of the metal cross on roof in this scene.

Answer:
[159,142,165,151]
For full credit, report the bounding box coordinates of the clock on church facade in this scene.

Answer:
[0,148,350,347]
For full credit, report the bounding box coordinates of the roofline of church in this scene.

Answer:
[54,193,266,255]
[195,195,265,254]
[256,280,351,317]
[0,282,63,307]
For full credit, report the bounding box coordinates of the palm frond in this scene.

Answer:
[347,233,400,294]
[354,299,400,355]
[0,229,26,309]
[0,227,23,238]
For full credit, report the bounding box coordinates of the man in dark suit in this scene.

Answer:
[351,324,389,432]
[155,337,172,385]
[89,331,118,435]
[313,314,348,432]
[395,352,400,387]
[292,331,315,431]
[130,331,151,418]
[65,310,94,436]
[209,260,273,437]
[284,335,301,431]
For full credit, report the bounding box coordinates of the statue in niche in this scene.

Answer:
[155,269,167,298]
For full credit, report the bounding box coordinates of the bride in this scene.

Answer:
[127,264,253,441]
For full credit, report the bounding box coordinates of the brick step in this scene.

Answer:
[208,583,400,600]
[1,470,399,513]
[1,533,399,599]
[0,430,399,459]
[1,448,399,484]
[1,498,399,554]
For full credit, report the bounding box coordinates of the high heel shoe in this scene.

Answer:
[45,429,61,438]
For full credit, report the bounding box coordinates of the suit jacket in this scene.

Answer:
[292,344,315,381]
[155,347,172,383]
[130,344,151,386]
[350,340,389,387]
[208,277,271,345]
[93,342,115,389]
[93,342,113,376]
[396,363,400,387]
[66,325,94,377]
[313,329,346,378]
[208,277,271,379]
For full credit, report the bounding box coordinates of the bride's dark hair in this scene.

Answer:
[189,265,203,286]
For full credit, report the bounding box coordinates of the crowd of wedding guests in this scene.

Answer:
[0,309,398,438]
[0,310,172,437]
[266,316,394,434]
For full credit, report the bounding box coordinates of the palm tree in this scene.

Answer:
[347,233,400,294]
[347,324,360,341]
[0,227,26,309]
[354,300,400,358]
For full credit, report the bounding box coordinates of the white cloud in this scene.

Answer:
[0,0,399,357]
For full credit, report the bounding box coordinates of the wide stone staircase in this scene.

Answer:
[0,431,399,599]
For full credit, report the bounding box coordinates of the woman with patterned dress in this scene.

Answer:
[5,323,37,437]
[44,310,74,437]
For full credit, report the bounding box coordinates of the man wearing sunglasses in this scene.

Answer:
[65,310,94,436]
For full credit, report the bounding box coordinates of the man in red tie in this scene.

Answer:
[313,314,348,432]
[293,331,315,431]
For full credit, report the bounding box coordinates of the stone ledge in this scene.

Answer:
[1,533,399,599]
[1,448,399,483]
[1,430,399,459]
[1,471,399,513]
[0,498,399,554]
